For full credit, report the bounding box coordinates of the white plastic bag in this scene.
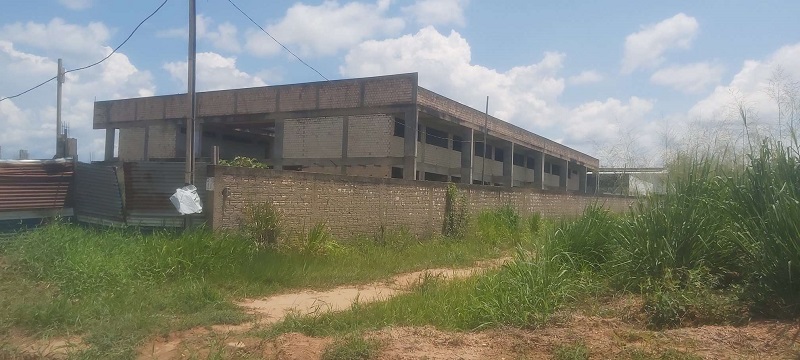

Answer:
[170,185,203,215]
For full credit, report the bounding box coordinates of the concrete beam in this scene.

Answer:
[104,128,116,161]
[341,116,349,175]
[503,141,514,187]
[558,158,568,191]
[460,128,473,184]
[403,108,418,180]
[271,119,284,170]
[533,151,544,190]
[578,164,588,193]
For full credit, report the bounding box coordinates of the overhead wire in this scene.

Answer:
[0,0,171,103]
[225,0,330,82]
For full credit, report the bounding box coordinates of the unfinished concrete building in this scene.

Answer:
[93,73,599,192]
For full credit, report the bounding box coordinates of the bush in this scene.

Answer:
[442,184,468,239]
[642,269,748,329]
[549,204,618,271]
[240,202,282,247]
[322,335,381,360]
[218,156,270,169]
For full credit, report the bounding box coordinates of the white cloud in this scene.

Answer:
[58,0,92,10]
[0,18,111,61]
[158,14,241,53]
[0,20,154,161]
[621,13,698,74]
[402,0,469,27]
[163,52,266,92]
[689,43,800,134]
[650,62,724,94]
[568,70,604,85]
[342,26,565,128]
[245,0,404,57]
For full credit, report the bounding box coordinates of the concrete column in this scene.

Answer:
[143,126,150,160]
[578,165,588,193]
[271,119,284,170]
[460,128,473,184]
[341,116,349,175]
[533,151,544,190]
[194,122,203,158]
[402,108,418,180]
[503,142,514,187]
[417,124,426,178]
[558,158,568,191]
[104,128,116,161]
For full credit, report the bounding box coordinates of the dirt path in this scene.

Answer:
[138,258,510,359]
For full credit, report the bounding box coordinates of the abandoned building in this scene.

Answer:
[93,73,599,192]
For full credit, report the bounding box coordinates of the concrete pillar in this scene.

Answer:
[417,124,426,178]
[403,108,418,180]
[533,151,544,190]
[194,122,203,158]
[272,119,284,170]
[341,116,349,175]
[503,142,514,187]
[104,128,116,161]
[578,165,588,193]
[558,158,568,191]
[460,128,473,184]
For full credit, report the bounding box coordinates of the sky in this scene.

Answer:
[1,0,799,165]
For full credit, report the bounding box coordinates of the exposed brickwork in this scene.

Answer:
[118,128,145,161]
[418,88,598,168]
[137,97,164,120]
[347,115,392,157]
[319,81,361,109]
[164,95,187,119]
[363,77,414,106]
[199,91,235,116]
[283,117,343,158]
[279,85,319,112]
[235,87,277,114]
[211,167,634,239]
[147,124,178,159]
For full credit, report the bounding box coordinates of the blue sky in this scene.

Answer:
[1,0,800,164]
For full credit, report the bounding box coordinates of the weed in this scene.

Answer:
[241,202,282,246]
[553,340,589,360]
[443,183,468,239]
[322,335,381,360]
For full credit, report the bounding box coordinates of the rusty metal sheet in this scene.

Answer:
[0,159,74,214]
[124,161,207,213]
[74,162,124,222]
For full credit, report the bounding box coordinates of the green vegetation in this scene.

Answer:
[322,335,381,360]
[553,341,589,360]
[218,156,270,169]
[2,140,799,358]
[270,140,800,336]
[0,209,522,358]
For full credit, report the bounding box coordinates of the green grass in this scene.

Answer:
[553,341,589,360]
[322,335,382,360]
[0,208,526,359]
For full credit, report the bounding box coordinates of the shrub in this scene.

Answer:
[442,184,468,239]
[642,268,748,329]
[549,204,618,270]
[218,156,270,169]
[322,335,381,360]
[241,202,282,247]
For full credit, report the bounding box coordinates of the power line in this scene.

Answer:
[0,0,170,103]
[225,0,330,82]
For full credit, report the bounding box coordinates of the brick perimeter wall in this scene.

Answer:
[211,167,635,239]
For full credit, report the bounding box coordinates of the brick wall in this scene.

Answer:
[284,117,344,158]
[119,128,145,160]
[347,115,392,157]
[210,167,634,239]
[147,124,178,159]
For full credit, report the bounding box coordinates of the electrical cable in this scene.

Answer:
[225,0,330,82]
[0,0,171,103]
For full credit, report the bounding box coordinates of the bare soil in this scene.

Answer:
[5,257,800,359]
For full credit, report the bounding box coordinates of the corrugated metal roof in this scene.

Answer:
[0,159,74,213]
[124,161,207,212]
[74,162,124,222]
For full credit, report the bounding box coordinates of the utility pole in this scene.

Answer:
[56,58,65,158]
[184,0,197,186]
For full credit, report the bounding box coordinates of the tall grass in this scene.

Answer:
[730,142,800,314]
[613,159,741,288]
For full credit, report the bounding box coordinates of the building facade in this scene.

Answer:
[93,73,599,192]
